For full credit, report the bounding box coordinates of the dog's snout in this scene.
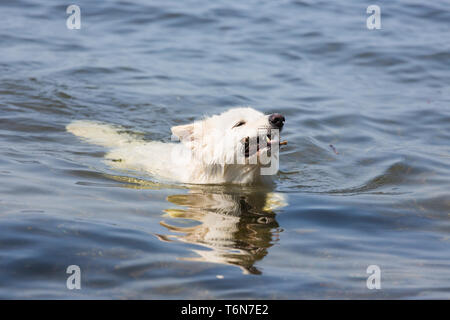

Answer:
[269,113,285,129]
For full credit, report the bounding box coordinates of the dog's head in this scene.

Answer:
[171,107,286,168]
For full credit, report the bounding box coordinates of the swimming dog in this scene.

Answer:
[67,107,286,184]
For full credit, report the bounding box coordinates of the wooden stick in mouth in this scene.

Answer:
[279,140,288,146]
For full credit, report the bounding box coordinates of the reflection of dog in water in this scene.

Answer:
[155,187,287,274]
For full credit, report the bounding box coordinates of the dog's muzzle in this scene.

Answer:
[242,113,288,158]
[269,113,285,130]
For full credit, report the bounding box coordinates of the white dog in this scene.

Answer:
[67,107,286,184]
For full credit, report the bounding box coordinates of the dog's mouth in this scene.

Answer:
[243,133,288,158]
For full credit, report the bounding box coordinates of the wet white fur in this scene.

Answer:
[66,107,277,184]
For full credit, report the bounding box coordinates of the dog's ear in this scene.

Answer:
[171,123,195,143]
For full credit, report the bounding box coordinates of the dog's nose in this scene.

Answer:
[269,113,285,129]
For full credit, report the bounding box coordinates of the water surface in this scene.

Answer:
[0,0,449,299]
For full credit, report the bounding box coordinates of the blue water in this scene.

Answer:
[0,0,449,299]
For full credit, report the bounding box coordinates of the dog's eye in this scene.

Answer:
[232,121,246,128]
